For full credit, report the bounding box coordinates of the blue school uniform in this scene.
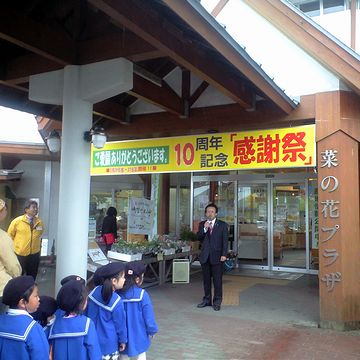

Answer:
[120,286,158,357]
[48,313,101,360]
[0,309,49,360]
[39,316,55,338]
[86,285,127,355]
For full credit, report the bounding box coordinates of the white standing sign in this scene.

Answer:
[128,197,154,235]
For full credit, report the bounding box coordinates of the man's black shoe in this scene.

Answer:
[197,301,212,308]
[213,305,221,311]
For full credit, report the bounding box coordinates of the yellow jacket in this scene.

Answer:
[0,228,22,296]
[7,215,44,256]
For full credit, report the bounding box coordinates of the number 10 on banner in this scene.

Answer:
[174,143,195,166]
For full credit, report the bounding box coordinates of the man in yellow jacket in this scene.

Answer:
[8,200,44,280]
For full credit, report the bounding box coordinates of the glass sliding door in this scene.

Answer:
[237,183,269,267]
[192,173,317,274]
[272,182,307,269]
[193,180,235,249]
[169,173,191,236]
[193,181,210,231]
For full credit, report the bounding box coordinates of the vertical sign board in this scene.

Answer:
[127,197,154,235]
[319,148,341,293]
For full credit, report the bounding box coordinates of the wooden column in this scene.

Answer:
[209,181,218,203]
[158,173,170,235]
[316,91,360,330]
[139,174,151,199]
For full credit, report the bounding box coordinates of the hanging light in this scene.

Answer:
[46,130,61,153]
[83,126,107,149]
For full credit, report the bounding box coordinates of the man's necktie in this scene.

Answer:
[209,222,213,235]
[30,218,34,231]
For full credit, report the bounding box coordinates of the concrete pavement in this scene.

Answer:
[37,264,360,359]
[146,272,360,360]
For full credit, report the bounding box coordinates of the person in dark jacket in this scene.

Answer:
[196,203,228,311]
[101,207,118,253]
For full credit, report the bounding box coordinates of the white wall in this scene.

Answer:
[12,159,60,255]
[10,160,144,254]
[47,161,60,254]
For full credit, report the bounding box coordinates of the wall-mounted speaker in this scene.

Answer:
[172,259,190,284]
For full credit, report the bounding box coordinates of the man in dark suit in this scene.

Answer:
[196,203,228,311]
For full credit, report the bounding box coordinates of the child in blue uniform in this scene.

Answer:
[48,279,101,360]
[60,274,86,286]
[118,262,158,360]
[53,274,87,320]
[32,295,58,335]
[0,275,50,360]
[86,262,127,360]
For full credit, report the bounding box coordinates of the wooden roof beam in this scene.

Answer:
[5,32,164,86]
[128,74,183,116]
[0,8,76,65]
[93,101,129,125]
[88,0,254,109]
[0,84,53,115]
[163,0,295,114]
[0,143,48,157]
[211,0,230,17]
[78,32,164,64]
[2,61,130,124]
[4,55,63,85]
[182,69,190,118]
[107,98,314,138]
[189,81,209,107]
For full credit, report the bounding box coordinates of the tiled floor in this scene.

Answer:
[222,275,289,306]
[147,272,360,359]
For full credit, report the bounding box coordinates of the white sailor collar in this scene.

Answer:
[122,289,145,303]
[88,286,121,311]
[48,317,90,339]
[7,308,33,318]
[0,309,36,341]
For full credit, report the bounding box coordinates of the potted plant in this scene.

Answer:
[109,240,142,261]
[180,226,199,251]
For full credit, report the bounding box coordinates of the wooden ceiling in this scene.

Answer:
[0,0,303,142]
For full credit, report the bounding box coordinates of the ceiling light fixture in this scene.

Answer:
[83,126,107,149]
[46,130,61,153]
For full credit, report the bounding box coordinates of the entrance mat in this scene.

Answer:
[222,275,289,306]
[226,268,304,281]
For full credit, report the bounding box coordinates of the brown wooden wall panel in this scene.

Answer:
[317,133,360,328]
[316,91,360,142]
[316,90,360,329]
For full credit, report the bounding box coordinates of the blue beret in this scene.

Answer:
[93,266,107,286]
[126,262,146,277]
[57,280,85,313]
[60,275,86,286]
[99,262,126,279]
[2,276,35,307]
